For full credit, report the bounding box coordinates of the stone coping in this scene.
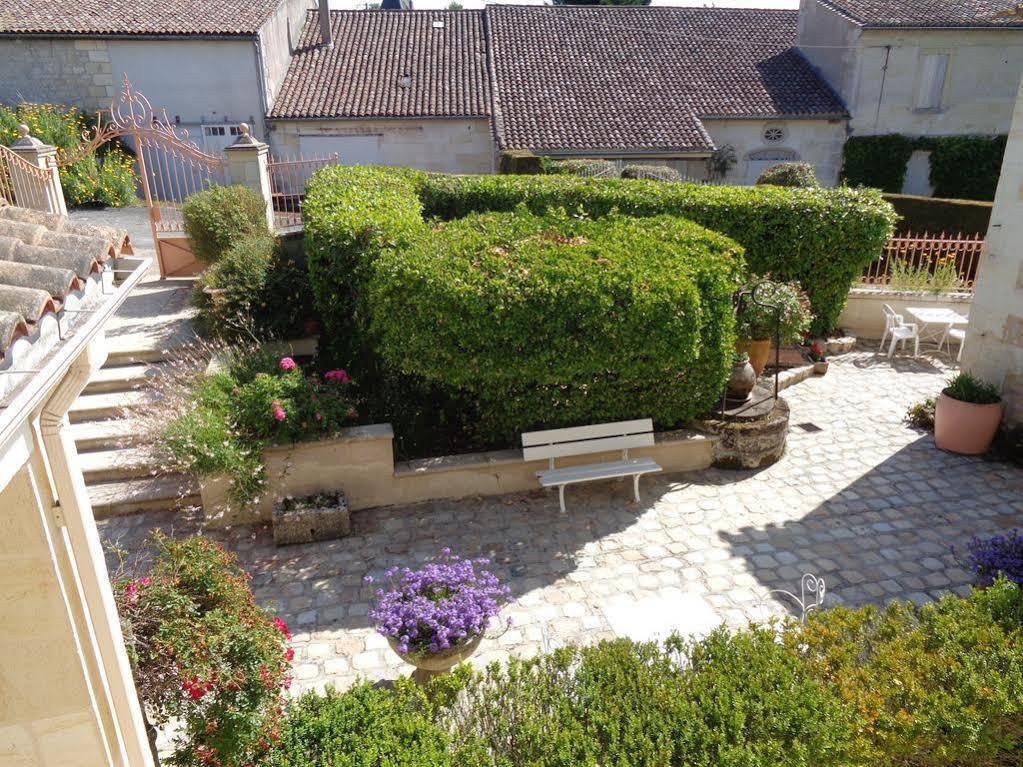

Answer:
[264,423,394,451]
[851,286,973,303]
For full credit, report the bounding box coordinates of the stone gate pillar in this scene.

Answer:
[223,123,274,230]
[962,76,1023,425]
[9,124,68,216]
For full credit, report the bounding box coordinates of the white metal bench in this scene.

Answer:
[522,419,662,512]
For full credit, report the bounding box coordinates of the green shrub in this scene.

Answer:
[498,149,542,175]
[543,158,620,178]
[182,185,270,264]
[620,163,682,182]
[882,193,992,236]
[113,533,291,767]
[159,348,357,506]
[756,162,820,188]
[841,134,918,192]
[943,371,1001,405]
[368,207,744,438]
[905,396,936,430]
[0,102,137,207]
[795,579,1023,766]
[192,233,312,341]
[411,171,895,333]
[267,682,450,767]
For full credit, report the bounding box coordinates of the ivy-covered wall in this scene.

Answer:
[841,135,1007,201]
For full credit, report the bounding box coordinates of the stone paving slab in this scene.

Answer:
[98,350,1023,694]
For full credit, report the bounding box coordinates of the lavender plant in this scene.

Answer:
[366,550,511,655]
[962,530,1023,586]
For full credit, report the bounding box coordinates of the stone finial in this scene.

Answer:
[11,123,45,149]
[227,122,262,148]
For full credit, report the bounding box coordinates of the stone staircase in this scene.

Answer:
[73,345,201,518]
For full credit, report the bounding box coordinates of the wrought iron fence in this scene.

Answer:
[268,153,339,231]
[862,231,985,293]
[0,145,53,210]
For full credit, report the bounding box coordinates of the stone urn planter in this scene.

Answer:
[934,392,1002,455]
[813,360,829,375]
[387,634,484,684]
[725,354,757,404]
[736,338,771,376]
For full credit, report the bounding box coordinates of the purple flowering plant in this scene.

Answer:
[365,549,512,655]
[961,530,1023,586]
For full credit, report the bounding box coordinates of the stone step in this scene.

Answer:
[84,363,158,395]
[79,447,161,483]
[105,344,186,367]
[68,390,149,423]
[89,474,200,519]
[69,418,147,452]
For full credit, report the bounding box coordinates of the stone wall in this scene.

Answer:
[839,288,973,341]
[0,39,113,111]
[963,77,1023,426]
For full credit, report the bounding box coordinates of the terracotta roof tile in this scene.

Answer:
[815,0,1023,28]
[0,0,284,36]
[486,5,846,153]
[269,10,491,119]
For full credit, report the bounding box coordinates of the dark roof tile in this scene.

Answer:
[816,0,1023,28]
[0,0,284,36]
[486,6,845,153]
[269,10,491,119]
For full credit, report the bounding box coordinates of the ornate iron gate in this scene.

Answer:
[61,77,227,275]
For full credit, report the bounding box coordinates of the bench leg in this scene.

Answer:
[633,474,641,503]
[558,484,566,514]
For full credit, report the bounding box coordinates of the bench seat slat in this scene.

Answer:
[522,419,653,447]
[523,432,655,462]
[537,458,661,486]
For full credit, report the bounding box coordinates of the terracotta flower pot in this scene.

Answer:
[736,338,771,376]
[813,361,829,375]
[933,392,1002,455]
[387,633,483,684]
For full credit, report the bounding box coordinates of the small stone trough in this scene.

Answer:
[272,491,350,546]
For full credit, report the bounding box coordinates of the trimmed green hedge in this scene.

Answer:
[182,184,270,264]
[842,134,1007,201]
[413,172,895,333]
[368,208,744,436]
[755,162,820,188]
[266,580,1023,767]
[882,193,992,236]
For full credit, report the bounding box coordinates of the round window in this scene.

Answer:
[763,125,786,143]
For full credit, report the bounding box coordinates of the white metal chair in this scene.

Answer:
[940,326,966,363]
[879,304,919,358]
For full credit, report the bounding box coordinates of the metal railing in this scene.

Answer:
[0,145,53,211]
[861,231,985,294]
[268,153,339,231]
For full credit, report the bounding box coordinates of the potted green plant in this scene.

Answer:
[736,279,813,376]
[934,372,1002,455]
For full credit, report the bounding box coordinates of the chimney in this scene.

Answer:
[319,0,333,48]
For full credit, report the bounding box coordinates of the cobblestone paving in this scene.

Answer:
[98,350,1023,694]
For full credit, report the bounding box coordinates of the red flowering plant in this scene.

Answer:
[113,533,292,767]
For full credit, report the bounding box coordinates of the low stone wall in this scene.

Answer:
[839,288,972,340]
[200,423,717,528]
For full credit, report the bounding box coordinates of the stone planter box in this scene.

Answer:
[273,492,350,546]
[199,423,717,528]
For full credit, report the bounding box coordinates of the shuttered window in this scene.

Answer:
[916,54,948,110]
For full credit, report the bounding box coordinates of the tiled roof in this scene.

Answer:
[486,6,846,153]
[269,10,491,120]
[815,0,1023,28]
[0,205,129,358]
[0,0,285,36]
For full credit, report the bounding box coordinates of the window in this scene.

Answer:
[916,54,948,110]
[762,125,786,143]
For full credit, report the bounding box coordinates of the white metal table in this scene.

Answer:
[905,306,968,354]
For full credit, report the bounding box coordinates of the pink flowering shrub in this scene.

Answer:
[114,533,291,767]
[234,356,357,443]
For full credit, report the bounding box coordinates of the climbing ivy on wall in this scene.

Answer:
[842,134,1007,201]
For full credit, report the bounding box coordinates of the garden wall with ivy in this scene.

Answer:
[842,134,1007,201]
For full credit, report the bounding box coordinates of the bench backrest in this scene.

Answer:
[522,419,655,462]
